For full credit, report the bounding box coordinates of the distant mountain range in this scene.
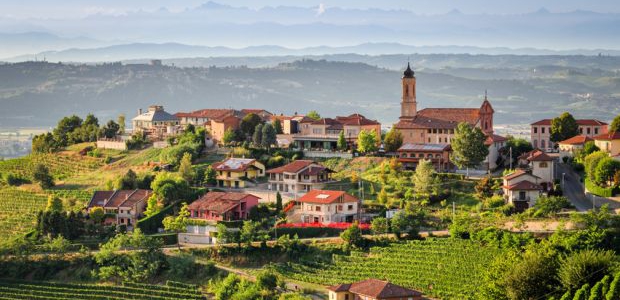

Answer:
[3,41,620,63]
[1,3,620,59]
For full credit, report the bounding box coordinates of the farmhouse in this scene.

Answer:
[87,189,152,228]
[502,170,543,212]
[212,158,266,188]
[188,192,259,221]
[327,279,423,300]
[267,160,334,193]
[292,190,359,224]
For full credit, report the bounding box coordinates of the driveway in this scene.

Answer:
[556,163,592,211]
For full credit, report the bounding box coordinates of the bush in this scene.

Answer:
[137,204,175,234]
[5,173,30,186]
[166,253,196,279]
[585,178,614,197]
[558,249,616,290]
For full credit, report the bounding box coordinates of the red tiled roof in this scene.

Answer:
[503,180,543,191]
[298,190,358,204]
[175,109,236,119]
[212,158,260,172]
[88,190,152,209]
[327,279,422,298]
[558,135,594,145]
[188,192,259,214]
[593,131,620,141]
[88,191,115,207]
[531,119,608,126]
[519,149,554,161]
[299,165,333,176]
[503,170,540,181]
[394,115,460,130]
[417,108,481,125]
[335,114,381,126]
[267,160,316,174]
[241,109,272,115]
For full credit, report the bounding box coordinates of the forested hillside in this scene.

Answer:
[1,56,619,128]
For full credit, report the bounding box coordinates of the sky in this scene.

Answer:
[2,0,620,19]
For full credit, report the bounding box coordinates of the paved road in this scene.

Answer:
[557,163,592,211]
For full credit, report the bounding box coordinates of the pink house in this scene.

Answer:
[188,192,260,221]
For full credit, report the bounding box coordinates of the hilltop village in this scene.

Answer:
[1,63,620,300]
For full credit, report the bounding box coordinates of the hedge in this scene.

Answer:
[148,233,178,245]
[271,227,371,239]
[137,204,175,234]
[437,173,465,180]
[585,178,615,197]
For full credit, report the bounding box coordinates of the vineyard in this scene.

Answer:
[0,153,103,180]
[274,238,504,300]
[0,188,92,240]
[0,280,206,300]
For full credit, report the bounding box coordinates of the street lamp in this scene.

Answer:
[562,173,566,190]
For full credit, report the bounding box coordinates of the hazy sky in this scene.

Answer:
[2,0,620,18]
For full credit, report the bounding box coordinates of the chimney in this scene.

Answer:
[138,108,143,115]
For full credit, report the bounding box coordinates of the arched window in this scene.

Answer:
[533,140,538,148]
[541,140,546,149]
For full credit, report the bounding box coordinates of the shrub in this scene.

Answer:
[558,249,616,290]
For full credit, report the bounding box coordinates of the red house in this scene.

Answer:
[188,192,260,221]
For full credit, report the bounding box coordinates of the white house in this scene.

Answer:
[518,149,555,189]
[294,190,359,224]
[502,170,543,212]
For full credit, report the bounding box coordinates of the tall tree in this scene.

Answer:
[252,124,263,147]
[83,113,99,127]
[53,115,83,146]
[412,159,440,195]
[357,130,378,153]
[162,203,190,233]
[306,110,321,121]
[503,136,533,166]
[118,114,126,134]
[275,192,283,213]
[383,128,404,152]
[222,128,237,146]
[610,114,620,133]
[550,112,579,144]
[117,169,138,190]
[101,120,120,138]
[450,122,489,175]
[272,119,283,134]
[240,113,264,139]
[337,131,347,150]
[261,123,277,150]
[178,153,195,183]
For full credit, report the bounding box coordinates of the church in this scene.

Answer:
[393,63,506,170]
[394,63,495,144]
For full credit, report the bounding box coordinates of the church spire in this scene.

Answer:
[403,62,415,78]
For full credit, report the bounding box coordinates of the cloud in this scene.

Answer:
[316,3,326,16]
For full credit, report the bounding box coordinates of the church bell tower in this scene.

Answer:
[400,62,417,119]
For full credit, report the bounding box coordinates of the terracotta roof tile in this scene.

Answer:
[188,192,259,214]
[417,108,481,125]
[593,131,620,141]
[298,190,358,204]
[212,158,260,172]
[267,160,315,174]
[332,279,422,298]
[503,180,543,191]
[503,170,541,181]
[558,135,594,145]
[531,119,608,126]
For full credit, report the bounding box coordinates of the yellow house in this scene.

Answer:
[212,158,265,188]
[594,131,620,156]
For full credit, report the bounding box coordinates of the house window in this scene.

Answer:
[542,127,545,134]
[534,127,538,134]
[541,140,546,149]
[539,162,548,168]
[348,205,353,210]
[315,206,321,212]
[432,129,437,134]
[533,140,538,148]
[587,128,591,135]
[427,129,431,133]
[579,128,583,134]
[428,138,431,143]
[338,205,343,211]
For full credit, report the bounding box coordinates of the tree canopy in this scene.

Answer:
[550,112,579,143]
[306,110,321,120]
[240,113,264,139]
[610,114,620,133]
[357,130,378,153]
[450,122,489,171]
[383,128,404,152]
